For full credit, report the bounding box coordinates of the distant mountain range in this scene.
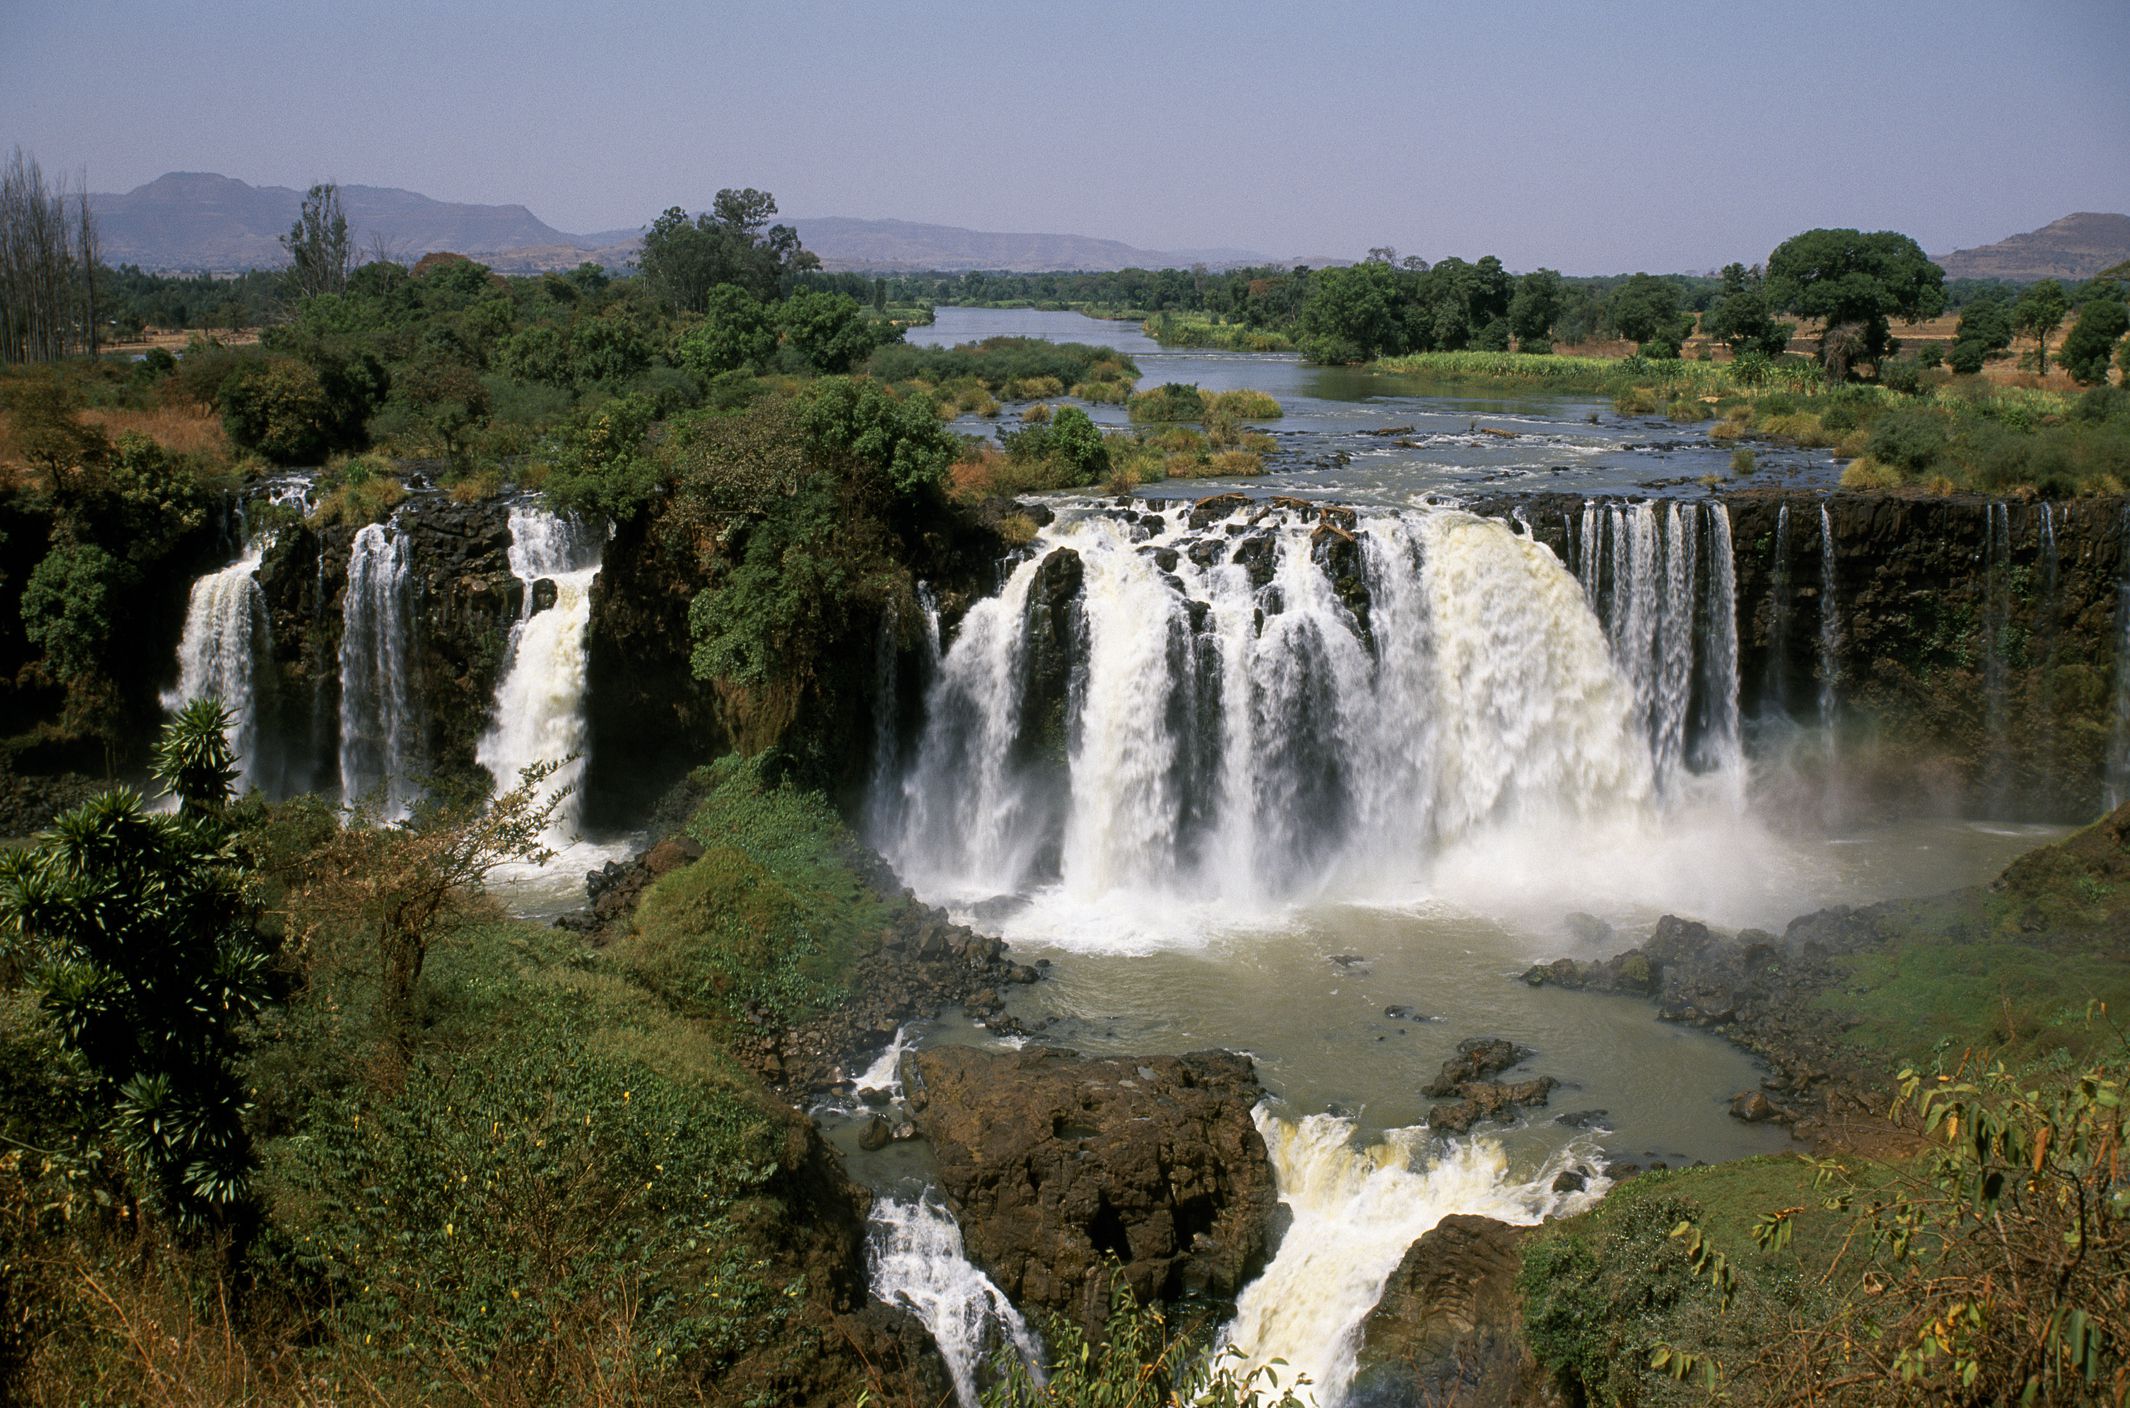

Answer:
[1934,212,2130,282]
[87,172,1282,274]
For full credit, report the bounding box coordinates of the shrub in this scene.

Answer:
[218,357,338,464]
[1865,406,1949,473]
[797,376,954,501]
[1731,448,1756,474]
[541,392,664,522]
[1128,382,1207,422]
[617,755,885,1028]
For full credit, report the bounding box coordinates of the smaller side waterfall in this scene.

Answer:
[1982,502,2013,809]
[165,538,272,789]
[867,1196,1042,1408]
[1220,1110,1599,1407]
[338,519,420,819]
[1816,502,1841,742]
[1765,502,1793,715]
[477,506,604,842]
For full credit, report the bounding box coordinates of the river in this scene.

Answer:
[908,304,1842,503]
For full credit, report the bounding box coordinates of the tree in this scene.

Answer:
[2060,296,2129,385]
[674,284,777,377]
[637,188,819,312]
[1765,228,1946,376]
[21,538,129,752]
[2012,278,2069,374]
[1948,290,2015,373]
[217,355,339,463]
[1508,268,1565,351]
[0,148,101,364]
[1048,406,1110,484]
[1609,274,1692,356]
[777,289,883,373]
[0,700,268,1231]
[1702,263,1792,358]
[290,762,563,1045]
[1296,259,1412,362]
[797,376,954,501]
[2,372,110,497]
[281,182,350,300]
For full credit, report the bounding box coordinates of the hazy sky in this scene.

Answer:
[6,0,2127,273]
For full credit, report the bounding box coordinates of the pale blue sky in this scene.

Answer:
[5,0,2126,272]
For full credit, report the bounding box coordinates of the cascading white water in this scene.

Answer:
[1817,502,1841,741]
[164,538,272,789]
[867,1195,1043,1408]
[1220,1109,1601,1407]
[1983,502,2013,810]
[1571,500,1740,796]
[1765,502,1793,715]
[2108,507,2130,809]
[338,519,419,818]
[889,504,1682,916]
[476,505,603,841]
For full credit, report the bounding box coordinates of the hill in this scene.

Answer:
[84,172,1280,275]
[89,171,609,272]
[786,215,1264,272]
[1935,211,2130,282]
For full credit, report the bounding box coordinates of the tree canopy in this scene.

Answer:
[1765,228,1946,374]
[638,188,819,312]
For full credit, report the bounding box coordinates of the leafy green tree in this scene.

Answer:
[638,188,818,311]
[1702,264,1792,358]
[777,289,885,373]
[1608,274,1692,356]
[281,182,350,300]
[797,376,954,500]
[0,700,267,1231]
[392,354,491,465]
[1947,290,2015,373]
[2012,278,2069,373]
[1048,406,1110,484]
[21,539,121,700]
[1296,259,1411,361]
[2060,296,2129,386]
[217,355,339,463]
[541,392,663,522]
[1765,228,1946,375]
[674,285,777,377]
[1508,268,1565,351]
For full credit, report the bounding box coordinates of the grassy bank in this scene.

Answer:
[1370,349,2130,498]
[1520,809,2130,1405]
[1141,313,1295,352]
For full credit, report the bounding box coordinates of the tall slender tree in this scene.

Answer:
[281,181,350,300]
[0,148,101,364]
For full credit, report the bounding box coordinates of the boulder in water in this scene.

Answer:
[1421,1037,1534,1098]
[1349,1215,1548,1408]
[904,1045,1274,1331]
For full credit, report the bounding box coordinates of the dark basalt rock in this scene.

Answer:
[1422,1038,1535,1098]
[905,1045,1275,1332]
[1349,1215,1555,1408]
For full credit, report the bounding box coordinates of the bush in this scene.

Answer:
[1127,382,1207,422]
[218,356,338,464]
[1865,406,1949,473]
[796,376,954,501]
[617,756,886,1028]
[1730,448,1756,474]
[541,392,664,522]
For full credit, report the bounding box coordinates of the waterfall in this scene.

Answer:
[2108,508,2130,810]
[1765,502,1793,715]
[476,505,603,841]
[867,1195,1043,1408]
[1694,505,1744,793]
[338,519,420,819]
[1219,1109,1599,1407]
[1816,503,1841,740]
[1982,502,2013,812]
[889,500,1760,920]
[164,538,272,790]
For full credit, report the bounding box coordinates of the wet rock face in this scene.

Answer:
[905,1045,1275,1331]
[1350,1215,1555,1408]
[1422,1038,1557,1134]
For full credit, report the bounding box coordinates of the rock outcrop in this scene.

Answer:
[1349,1216,1560,1408]
[1423,1038,1558,1134]
[905,1045,1275,1330]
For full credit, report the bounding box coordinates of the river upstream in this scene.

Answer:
[835,308,2066,1403]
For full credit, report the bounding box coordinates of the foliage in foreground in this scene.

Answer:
[1523,1042,2130,1406]
[983,1271,1307,1408]
[616,753,887,1028]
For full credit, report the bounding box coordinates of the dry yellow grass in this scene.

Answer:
[0,402,230,476]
